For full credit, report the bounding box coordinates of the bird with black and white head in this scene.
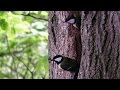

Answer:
[65,14,81,29]
[51,55,79,72]
[52,55,63,64]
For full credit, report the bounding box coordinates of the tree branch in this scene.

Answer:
[21,13,48,21]
[5,34,34,79]
[0,50,23,57]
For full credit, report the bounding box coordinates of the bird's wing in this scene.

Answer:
[66,66,72,71]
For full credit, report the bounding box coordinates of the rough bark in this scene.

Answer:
[78,11,120,79]
[49,11,120,79]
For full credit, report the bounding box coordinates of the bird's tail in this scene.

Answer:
[71,64,80,79]
[73,67,79,79]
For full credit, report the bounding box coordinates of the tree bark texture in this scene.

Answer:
[49,11,120,79]
[79,11,120,79]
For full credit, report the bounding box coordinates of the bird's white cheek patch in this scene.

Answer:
[54,57,62,62]
[67,19,75,24]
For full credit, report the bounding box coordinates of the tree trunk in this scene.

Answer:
[49,11,120,79]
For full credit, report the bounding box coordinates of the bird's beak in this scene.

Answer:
[48,58,54,61]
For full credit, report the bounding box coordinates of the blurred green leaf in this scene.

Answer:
[0,19,8,30]
[0,11,48,79]
[23,16,33,23]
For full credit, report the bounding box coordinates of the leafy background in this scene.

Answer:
[0,11,48,79]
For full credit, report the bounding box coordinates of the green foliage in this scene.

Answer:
[0,19,8,30]
[0,11,48,79]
